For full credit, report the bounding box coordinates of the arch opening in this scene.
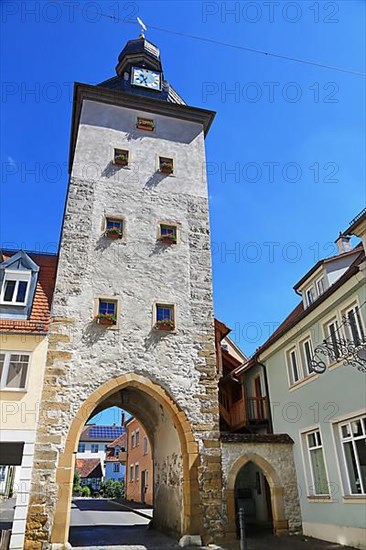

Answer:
[234,461,273,536]
[226,453,289,540]
[50,374,200,546]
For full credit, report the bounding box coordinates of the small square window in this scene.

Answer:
[105,218,123,239]
[136,117,155,131]
[95,299,117,326]
[114,149,129,167]
[159,156,174,175]
[155,304,175,331]
[158,224,177,244]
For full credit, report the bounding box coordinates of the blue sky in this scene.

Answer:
[1,0,365,400]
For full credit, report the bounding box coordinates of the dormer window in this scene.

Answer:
[0,271,31,305]
[0,251,39,319]
[316,277,325,296]
[306,287,315,307]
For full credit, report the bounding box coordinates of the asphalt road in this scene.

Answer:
[69,499,359,550]
[69,498,177,548]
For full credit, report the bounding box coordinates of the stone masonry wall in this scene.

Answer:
[221,440,302,534]
[25,102,223,547]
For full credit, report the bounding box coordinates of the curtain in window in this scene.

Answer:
[310,448,328,494]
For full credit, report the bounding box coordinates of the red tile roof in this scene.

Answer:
[0,251,57,334]
[105,433,127,462]
[75,458,103,479]
[249,247,365,361]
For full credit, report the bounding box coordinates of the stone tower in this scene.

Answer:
[25,36,223,548]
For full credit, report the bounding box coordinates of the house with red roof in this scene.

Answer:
[75,459,103,491]
[221,211,366,548]
[0,250,57,550]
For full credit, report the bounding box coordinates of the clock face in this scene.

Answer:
[131,67,161,91]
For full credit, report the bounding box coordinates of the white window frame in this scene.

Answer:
[131,432,135,448]
[135,429,140,447]
[91,443,99,453]
[130,465,134,482]
[341,301,365,347]
[306,286,316,307]
[286,346,302,386]
[301,428,330,496]
[143,436,148,455]
[300,337,314,377]
[323,316,342,365]
[337,415,366,496]
[78,443,85,453]
[0,270,31,306]
[0,351,31,391]
[315,276,326,296]
[113,463,120,473]
[135,462,139,481]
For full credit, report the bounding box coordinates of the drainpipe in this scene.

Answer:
[257,362,273,433]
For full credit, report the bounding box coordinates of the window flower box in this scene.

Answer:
[155,319,174,331]
[159,234,176,244]
[160,162,173,174]
[95,314,117,326]
[114,151,129,166]
[105,228,123,239]
[136,118,155,131]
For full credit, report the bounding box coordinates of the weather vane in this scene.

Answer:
[137,17,147,38]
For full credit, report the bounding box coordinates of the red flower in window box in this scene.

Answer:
[114,154,128,167]
[105,228,122,239]
[95,314,117,326]
[155,319,174,331]
[160,162,173,174]
[159,234,177,244]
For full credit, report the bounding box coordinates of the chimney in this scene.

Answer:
[121,412,125,426]
[335,233,352,254]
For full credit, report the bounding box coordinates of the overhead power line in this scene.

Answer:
[75,6,366,77]
[148,24,366,77]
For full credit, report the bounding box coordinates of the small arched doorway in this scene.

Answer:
[234,461,273,535]
[49,374,201,546]
[226,453,289,540]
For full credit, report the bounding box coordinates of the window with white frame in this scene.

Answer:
[337,415,366,495]
[0,352,30,390]
[78,443,85,453]
[316,277,326,296]
[131,432,135,448]
[342,303,365,347]
[306,286,315,307]
[143,436,148,455]
[130,465,134,481]
[135,430,140,447]
[91,444,99,453]
[135,463,139,480]
[324,317,341,361]
[300,338,314,376]
[303,429,329,496]
[113,463,120,473]
[286,347,300,385]
[0,271,31,305]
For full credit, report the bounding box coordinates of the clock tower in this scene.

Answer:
[25,35,223,547]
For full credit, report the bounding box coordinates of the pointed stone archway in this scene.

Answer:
[226,452,288,539]
[28,373,201,547]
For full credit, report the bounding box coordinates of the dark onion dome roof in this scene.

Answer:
[97,35,186,105]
